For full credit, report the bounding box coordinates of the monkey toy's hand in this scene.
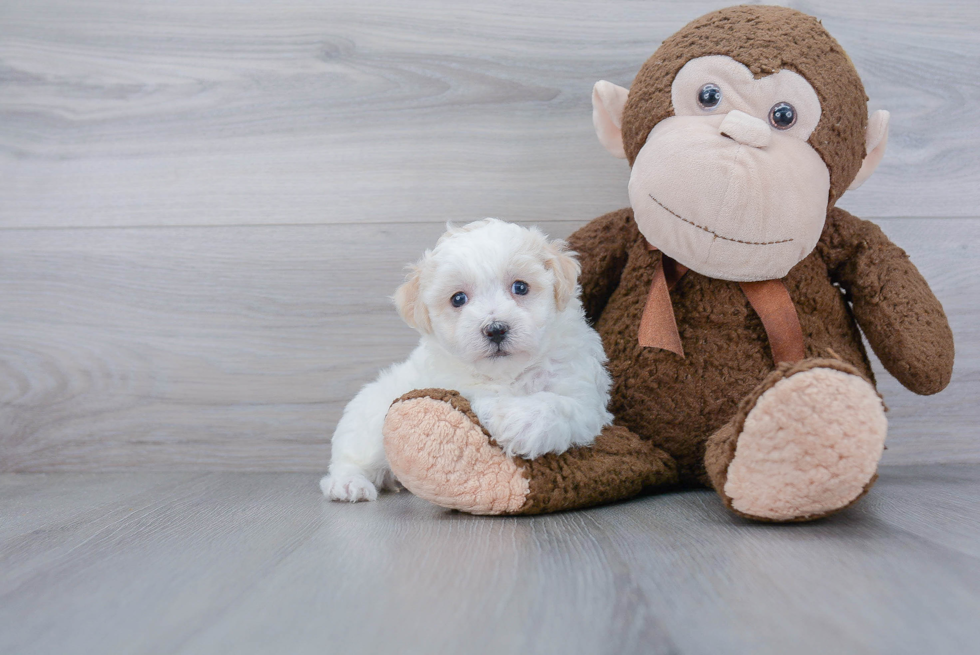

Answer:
[819,207,954,395]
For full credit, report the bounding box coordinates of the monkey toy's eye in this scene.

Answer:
[769,102,797,129]
[511,280,529,296]
[451,291,468,307]
[697,83,723,110]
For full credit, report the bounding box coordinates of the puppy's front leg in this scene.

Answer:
[321,396,387,502]
[321,361,417,502]
[472,392,611,460]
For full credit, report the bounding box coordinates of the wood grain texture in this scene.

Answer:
[1,0,979,229]
[1,466,978,655]
[0,217,976,472]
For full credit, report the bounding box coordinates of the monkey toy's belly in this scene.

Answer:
[595,240,874,484]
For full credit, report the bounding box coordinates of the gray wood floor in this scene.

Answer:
[2,465,978,655]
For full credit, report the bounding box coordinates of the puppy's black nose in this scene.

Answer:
[484,322,509,344]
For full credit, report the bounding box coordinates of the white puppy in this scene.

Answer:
[321,218,614,502]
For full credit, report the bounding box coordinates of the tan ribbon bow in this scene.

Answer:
[638,245,805,365]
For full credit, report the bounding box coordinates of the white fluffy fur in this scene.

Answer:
[321,218,614,502]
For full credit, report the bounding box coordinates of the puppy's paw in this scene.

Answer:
[476,397,564,459]
[497,425,553,459]
[320,473,379,502]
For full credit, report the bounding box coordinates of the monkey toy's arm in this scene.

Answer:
[565,207,637,324]
[818,207,954,395]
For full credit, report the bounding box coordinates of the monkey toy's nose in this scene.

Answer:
[483,321,509,344]
[719,110,771,148]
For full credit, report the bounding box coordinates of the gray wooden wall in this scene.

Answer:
[1,0,978,472]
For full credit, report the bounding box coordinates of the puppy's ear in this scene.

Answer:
[393,263,432,334]
[544,240,581,312]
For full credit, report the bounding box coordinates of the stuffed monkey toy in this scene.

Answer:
[381,5,954,521]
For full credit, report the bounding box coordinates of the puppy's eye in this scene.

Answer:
[450,291,467,308]
[511,280,529,296]
[697,83,722,110]
[769,102,797,129]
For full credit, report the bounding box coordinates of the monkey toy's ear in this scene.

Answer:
[848,110,890,190]
[592,80,630,159]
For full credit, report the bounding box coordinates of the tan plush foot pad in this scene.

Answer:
[722,359,887,522]
[383,389,530,515]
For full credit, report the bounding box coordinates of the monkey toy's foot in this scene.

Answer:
[383,389,530,515]
[707,359,887,522]
[383,389,678,515]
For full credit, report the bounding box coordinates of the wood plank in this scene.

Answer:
[1,0,979,229]
[0,466,978,654]
[0,217,976,471]
[0,220,447,472]
[0,472,201,541]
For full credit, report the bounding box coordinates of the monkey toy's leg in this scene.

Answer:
[383,389,679,515]
[704,358,887,522]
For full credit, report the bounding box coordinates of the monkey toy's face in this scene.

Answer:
[629,55,829,281]
[592,15,890,282]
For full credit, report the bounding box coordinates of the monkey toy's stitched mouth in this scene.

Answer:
[648,194,794,246]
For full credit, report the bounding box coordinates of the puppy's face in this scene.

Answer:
[394,219,579,372]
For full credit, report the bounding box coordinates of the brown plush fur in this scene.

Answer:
[818,209,955,394]
[622,4,868,207]
[520,426,679,515]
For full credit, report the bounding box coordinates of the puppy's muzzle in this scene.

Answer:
[483,321,509,345]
